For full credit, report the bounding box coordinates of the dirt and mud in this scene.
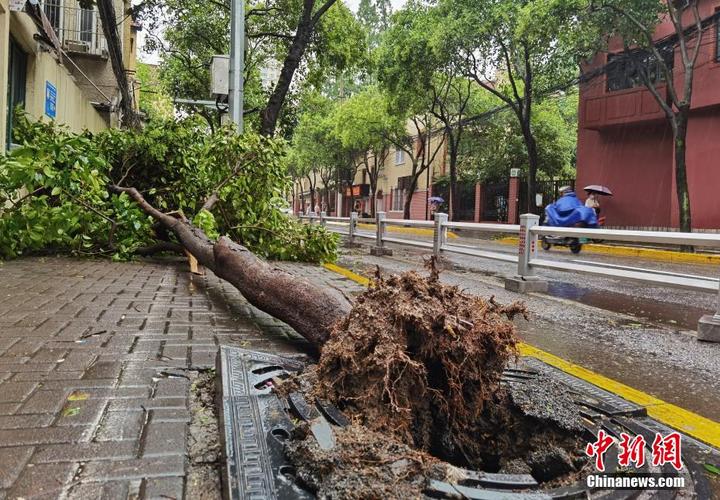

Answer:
[278,262,590,498]
[186,370,223,499]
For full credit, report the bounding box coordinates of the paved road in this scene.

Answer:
[0,257,309,499]
[336,239,720,423]
[333,222,718,330]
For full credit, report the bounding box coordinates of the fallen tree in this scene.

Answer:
[109,184,351,347]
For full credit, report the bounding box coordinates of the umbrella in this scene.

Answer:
[583,185,613,196]
[428,196,444,203]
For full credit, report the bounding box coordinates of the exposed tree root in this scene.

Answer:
[314,259,527,465]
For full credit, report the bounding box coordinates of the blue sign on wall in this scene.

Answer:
[45,81,57,119]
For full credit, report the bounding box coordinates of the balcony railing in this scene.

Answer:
[42,1,108,57]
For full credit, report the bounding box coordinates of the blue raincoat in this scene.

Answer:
[544,192,599,228]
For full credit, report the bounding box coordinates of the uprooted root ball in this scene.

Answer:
[315,262,527,466]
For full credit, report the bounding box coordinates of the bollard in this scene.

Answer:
[320,211,327,226]
[504,213,547,293]
[433,213,448,257]
[344,212,361,248]
[370,211,392,256]
[698,280,720,342]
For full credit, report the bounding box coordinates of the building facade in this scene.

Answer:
[577,2,720,230]
[0,0,138,149]
[292,122,529,224]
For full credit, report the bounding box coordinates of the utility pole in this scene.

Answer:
[228,0,245,132]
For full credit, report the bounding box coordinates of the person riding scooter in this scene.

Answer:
[542,187,598,254]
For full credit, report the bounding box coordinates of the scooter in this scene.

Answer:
[541,190,600,255]
[541,234,584,254]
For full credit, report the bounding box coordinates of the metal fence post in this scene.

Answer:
[433,212,448,257]
[517,213,539,277]
[504,213,547,293]
[320,211,326,227]
[376,212,385,248]
[698,281,720,342]
[349,212,358,244]
[370,211,392,256]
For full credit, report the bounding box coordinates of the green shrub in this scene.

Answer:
[0,114,338,263]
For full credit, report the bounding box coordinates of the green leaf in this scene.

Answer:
[704,463,720,475]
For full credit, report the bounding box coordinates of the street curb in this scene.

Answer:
[519,344,720,449]
[357,223,459,239]
[496,236,720,265]
[321,261,720,449]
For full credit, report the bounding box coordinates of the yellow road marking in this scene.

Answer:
[321,262,720,448]
[322,263,371,286]
[496,236,720,265]
[519,344,720,448]
[357,223,459,239]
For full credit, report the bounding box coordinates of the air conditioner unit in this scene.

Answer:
[64,40,90,53]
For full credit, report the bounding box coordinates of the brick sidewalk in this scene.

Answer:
[0,256,314,499]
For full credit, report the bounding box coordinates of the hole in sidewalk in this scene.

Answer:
[254,372,290,390]
[278,465,296,479]
[252,365,284,375]
[271,428,290,441]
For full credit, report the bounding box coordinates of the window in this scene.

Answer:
[78,6,95,44]
[6,38,27,148]
[392,188,405,211]
[43,0,62,36]
[606,45,674,92]
[395,149,404,165]
[716,13,720,62]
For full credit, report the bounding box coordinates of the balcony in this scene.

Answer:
[42,1,108,58]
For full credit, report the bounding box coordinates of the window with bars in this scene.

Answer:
[606,45,674,92]
[79,6,95,44]
[43,0,62,35]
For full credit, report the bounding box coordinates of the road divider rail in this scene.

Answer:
[299,211,720,337]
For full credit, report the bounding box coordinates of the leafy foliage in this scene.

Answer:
[0,118,154,259]
[139,0,365,135]
[0,114,338,263]
[459,92,578,182]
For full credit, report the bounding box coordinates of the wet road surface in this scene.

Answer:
[337,239,720,422]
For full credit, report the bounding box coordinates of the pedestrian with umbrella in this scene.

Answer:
[584,185,612,214]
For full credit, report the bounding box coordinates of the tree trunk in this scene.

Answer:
[403,174,419,220]
[109,185,351,348]
[521,119,539,215]
[259,9,313,137]
[673,112,692,235]
[448,137,459,221]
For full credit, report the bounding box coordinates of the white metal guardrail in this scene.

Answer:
[298,210,720,334]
